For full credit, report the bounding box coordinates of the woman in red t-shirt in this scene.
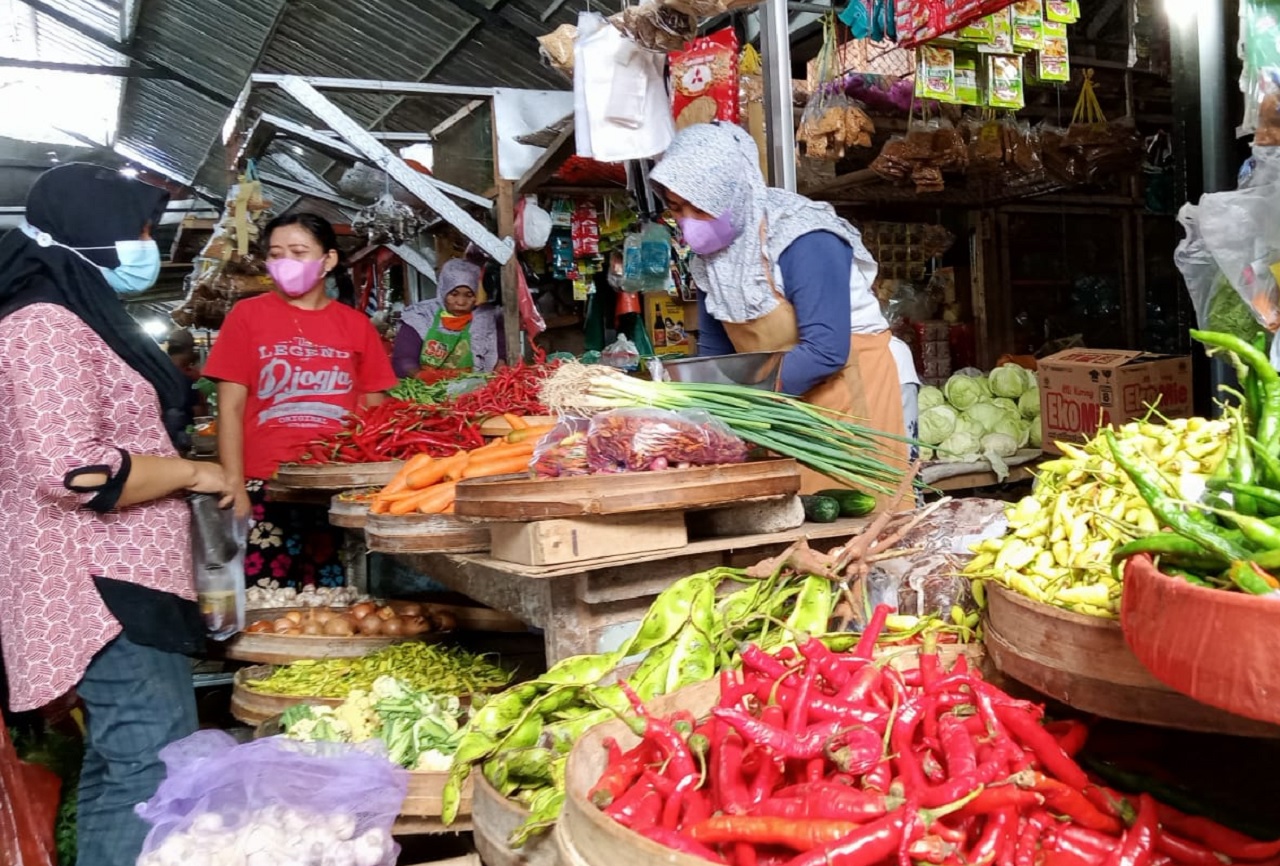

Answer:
[205,213,397,587]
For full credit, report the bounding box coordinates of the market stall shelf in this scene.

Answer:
[453,459,802,520]
[473,775,564,866]
[275,460,406,491]
[392,517,872,665]
[365,513,492,554]
[1122,554,1280,728]
[984,583,1280,737]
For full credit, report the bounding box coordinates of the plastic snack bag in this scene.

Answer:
[531,416,591,478]
[670,28,740,128]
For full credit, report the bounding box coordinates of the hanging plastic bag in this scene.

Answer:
[586,409,748,473]
[136,731,407,866]
[517,260,547,339]
[798,16,874,162]
[600,334,640,371]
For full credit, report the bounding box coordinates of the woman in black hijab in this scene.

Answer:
[0,164,231,866]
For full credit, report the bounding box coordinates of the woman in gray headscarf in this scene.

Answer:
[392,258,503,380]
[650,121,909,498]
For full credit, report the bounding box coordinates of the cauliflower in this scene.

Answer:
[413,749,453,773]
[331,692,378,743]
[370,676,407,701]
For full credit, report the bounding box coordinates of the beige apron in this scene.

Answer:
[719,223,909,502]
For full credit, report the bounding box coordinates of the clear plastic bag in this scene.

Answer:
[136,730,407,866]
[530,416,591,478]
[586,408,748,473]
[601,334,640,371]
[191,496,248,641]
[1197,181,1280,334]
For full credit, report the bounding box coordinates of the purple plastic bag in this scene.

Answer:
[136,730,408,866]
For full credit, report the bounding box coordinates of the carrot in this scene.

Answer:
[370,498,390,514]
[380,454,433,496]
[466,441,535,467]
[506,425,556,444]
[462,453,532,479]
[415,482,458,514]
[407,451,469,489]
[503,413,528,430]
[389,487,445,515]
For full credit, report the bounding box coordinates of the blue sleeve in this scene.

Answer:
[696,292,734,357]
[777,231,853,395]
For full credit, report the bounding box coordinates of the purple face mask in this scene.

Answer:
[677,208,737,255]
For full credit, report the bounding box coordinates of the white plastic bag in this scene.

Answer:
[575,12,674,162]
[1196,182,1280,333]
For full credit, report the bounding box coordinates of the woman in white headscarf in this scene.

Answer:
[650,121,910,497]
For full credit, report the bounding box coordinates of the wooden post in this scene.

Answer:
[496,179,523,363]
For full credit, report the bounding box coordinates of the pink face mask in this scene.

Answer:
[267,257,327,298]
[677,208,738,256]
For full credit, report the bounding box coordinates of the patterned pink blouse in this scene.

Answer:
[0,304,192,711]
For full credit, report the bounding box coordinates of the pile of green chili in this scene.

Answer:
[1110,329,1280,596]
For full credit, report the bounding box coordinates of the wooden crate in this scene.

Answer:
[489,513,688,567]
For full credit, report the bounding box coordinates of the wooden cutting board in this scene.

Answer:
[454,459,801,521]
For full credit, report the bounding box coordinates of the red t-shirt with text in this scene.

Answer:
[204,293,397,479]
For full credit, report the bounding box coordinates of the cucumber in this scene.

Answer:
[814,489,877,517]
[801,495,841,523]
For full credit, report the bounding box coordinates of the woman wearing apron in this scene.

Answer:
[650,122,911,500]
[393,258,503,381]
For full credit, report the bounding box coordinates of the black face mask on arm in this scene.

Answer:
[0,162,192,451]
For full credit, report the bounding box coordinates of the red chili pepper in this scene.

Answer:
[797,636,851,688]
[1041,824,1111,866]
[994,703,1090,791]
[1015,812,1052,866]
[743,644,795,680]
[852,604,894,659]
[756,785,896,821]
[1017,771,1123,835]
[713,708,852,761]
[779,808,911,866]
[661,773,699,830]
[637,826,728,863]
[836,663,883,705]
[789,665,820,733]
[1117,795,1158,866]
[605,782,663,830]
[1156,803,1280,861]
[589,742,652,807]
[716,731,752,814]
[691,815,863,850]
[968,811,1017,866]
[1043,719,1090,758]
[938,715,978,780]
[1156,830,1231,866]
[758,683,887,729]
[864,759,892,792]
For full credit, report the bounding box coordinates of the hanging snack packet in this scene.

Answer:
[955,53,982,105]
[1011,0,1045,51]
[1044,0,1079,23]
[571,201,600,258]
[916,46,957,103]
[988,55,1025,110]
[669,28,740,128]
[979,8,1014,54]
[1038,20,1070,82]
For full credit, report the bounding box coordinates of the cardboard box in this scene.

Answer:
[1037,349,1193,455]
[489,512,688,567]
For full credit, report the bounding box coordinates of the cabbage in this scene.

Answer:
[991,397,1020,417]
[918,385,946,411]
[988,415,1030,448]
[918,405,958,446]
[989,363,1030,398]
[938,431,982,462]
[1019,386,1041,419]
[963,402,1009,434]
[1029,423,1042,449]
[953,415,985,439]
[944,373,991,410]
[981,432,1020,481]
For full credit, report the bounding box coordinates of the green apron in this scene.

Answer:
[420,309,474,371]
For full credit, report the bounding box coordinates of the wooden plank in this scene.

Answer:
[489,513,688,567]
[515,121,576,194]
[454,459,802,520]
[495,178,523,362]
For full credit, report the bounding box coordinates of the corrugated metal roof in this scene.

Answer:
[108,0,575,195]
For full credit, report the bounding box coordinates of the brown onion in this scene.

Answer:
[283,610,304,625]
[357,615,384,636]
[323,617,355,637]
[433,611,458,632]
[376,605,397,621]
[313,609,336,625]
[272,618,295,634]
[301,622,323,636]
[400,616,430,636]
[380,617,405,636]
[395,601,424,618]
[245,620,273,634]
[349,602,377,620]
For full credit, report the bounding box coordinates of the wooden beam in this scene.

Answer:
[515,122,576,194]
[496,180,524,363]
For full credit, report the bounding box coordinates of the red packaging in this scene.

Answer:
[895,0,1014,48]
[670,28,740,129]
[571,202,600,259]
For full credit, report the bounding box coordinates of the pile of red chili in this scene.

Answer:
[590,605,1280,866]
[294,399,484,464]
[447,361,557,421]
